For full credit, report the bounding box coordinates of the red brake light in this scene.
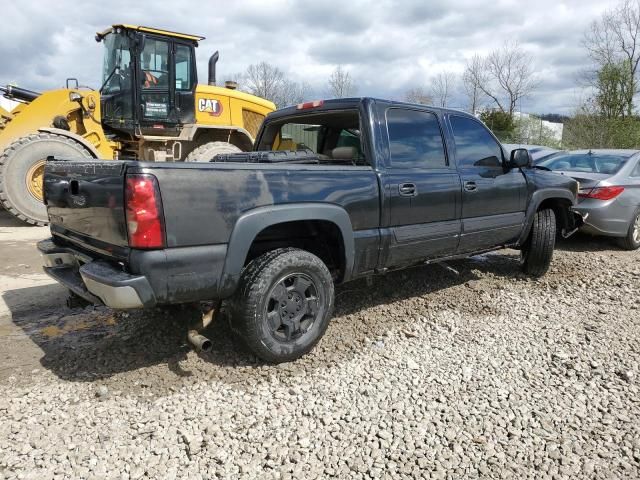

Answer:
[125,174,165,249]
[578,186,625,201]
[296,100,324,110]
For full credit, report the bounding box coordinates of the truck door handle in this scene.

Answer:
[399,183,417,197]
[464,181,477,192]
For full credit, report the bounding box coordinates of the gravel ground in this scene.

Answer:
[0,215,639,479]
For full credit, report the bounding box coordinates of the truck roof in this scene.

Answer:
[267,97,476,121]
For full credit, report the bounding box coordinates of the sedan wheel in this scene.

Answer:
[618,208,640,250]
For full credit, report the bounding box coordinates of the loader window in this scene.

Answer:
[175,45,193,90]
[101,33,132,94]
[141,39,169,88]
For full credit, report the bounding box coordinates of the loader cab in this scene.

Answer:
[97,25,202,138]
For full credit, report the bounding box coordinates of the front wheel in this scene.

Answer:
[230,248,334,363]
[521,208,556,277]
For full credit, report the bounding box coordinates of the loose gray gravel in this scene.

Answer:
[1,235,639,479]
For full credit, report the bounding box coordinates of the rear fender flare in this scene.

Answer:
[219,203,355,297]
[518,189,577,245]
[38,128,100,158]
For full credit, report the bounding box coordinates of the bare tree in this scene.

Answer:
[328,65,356,98]
[462,54,485,114]
[584,0,640,117]
[242,62,309,108]
[404,86,433,105]
[279,80,312,108]
[463,42,537,116]
[430,71,455,108]
[244,62,285,102]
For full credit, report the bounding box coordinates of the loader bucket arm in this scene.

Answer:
[1,85,41,103]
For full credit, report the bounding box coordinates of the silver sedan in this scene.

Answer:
[538,149,640,250]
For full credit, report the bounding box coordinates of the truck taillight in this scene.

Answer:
[125,174,165,249]
[578,186,625,201]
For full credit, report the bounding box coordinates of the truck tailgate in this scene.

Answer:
[44,160,130,256]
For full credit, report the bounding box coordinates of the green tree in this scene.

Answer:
[480,110,515,141]
[595,61,634,118]
[584,0,640,118]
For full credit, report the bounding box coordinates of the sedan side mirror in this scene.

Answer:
[510,148,531,169]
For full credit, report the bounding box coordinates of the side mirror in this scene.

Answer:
[510,148,531,169]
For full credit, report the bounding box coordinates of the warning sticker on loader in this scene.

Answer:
[144,102,168,118]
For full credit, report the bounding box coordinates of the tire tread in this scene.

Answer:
[230,248,334,363]
[522,208,556,277]
[0,132,91,226]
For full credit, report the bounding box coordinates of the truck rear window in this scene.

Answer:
[257,111,367,166]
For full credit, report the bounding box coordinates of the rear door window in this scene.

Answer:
[386,109,447,169]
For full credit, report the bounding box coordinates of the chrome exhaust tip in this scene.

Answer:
[187,330,212,353]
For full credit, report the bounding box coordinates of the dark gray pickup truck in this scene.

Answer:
[39,98,582,362]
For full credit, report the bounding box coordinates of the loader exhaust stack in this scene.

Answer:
[208,51,219,86]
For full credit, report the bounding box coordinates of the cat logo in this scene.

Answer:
[198,98,223,117]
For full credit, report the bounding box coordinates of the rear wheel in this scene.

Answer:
[184,141,242,162]
[230,248,334,363]
[0,133,92,226]
[618,208,640,250]
[521,208,556,277]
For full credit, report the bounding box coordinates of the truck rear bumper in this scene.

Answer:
[38,237,230,308]
[38,239,156,309]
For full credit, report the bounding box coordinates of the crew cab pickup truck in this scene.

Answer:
[38,98,582,362]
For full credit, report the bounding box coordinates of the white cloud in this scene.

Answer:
[0,0,618,113]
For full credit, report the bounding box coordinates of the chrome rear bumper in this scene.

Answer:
[38,239,156,309]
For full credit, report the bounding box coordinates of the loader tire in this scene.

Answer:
[0,132,92,226]
[185,141,242,162]
[521,208,556,277]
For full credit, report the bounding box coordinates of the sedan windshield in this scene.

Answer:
[539,153,628,174]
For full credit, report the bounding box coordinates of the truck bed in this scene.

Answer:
[45,159,379,252]
[42,158,380,306]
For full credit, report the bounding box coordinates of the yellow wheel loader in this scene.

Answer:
[0,24,275,225]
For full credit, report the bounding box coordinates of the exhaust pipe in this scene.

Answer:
[208,51,219,86]
[188,330,212,353]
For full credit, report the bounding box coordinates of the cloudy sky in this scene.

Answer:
[1,0,618,114]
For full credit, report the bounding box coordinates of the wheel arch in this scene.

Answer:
[518,189,577,245]
[185,125,254,157]
[38,128,100,158]
[219,203,355,297]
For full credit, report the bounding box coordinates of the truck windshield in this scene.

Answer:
[101,33,133,94]
[258,111,366,164]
